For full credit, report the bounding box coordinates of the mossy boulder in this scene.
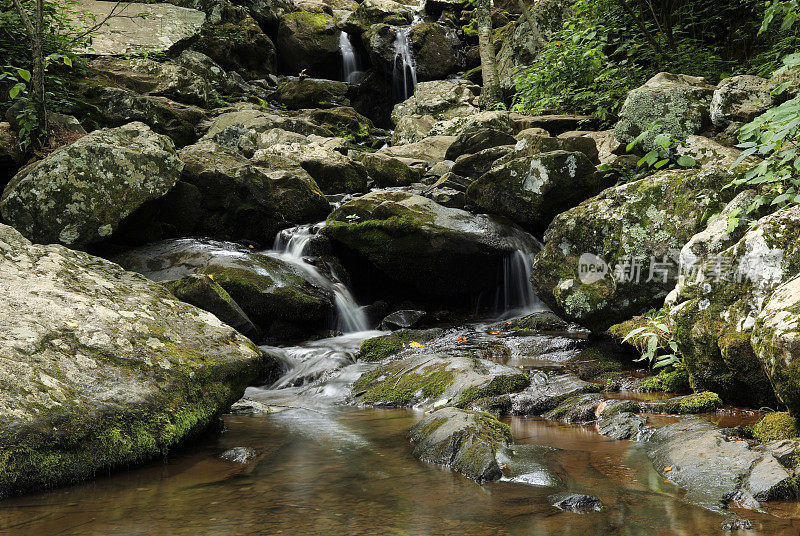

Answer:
[163,274,259,338]
[359,328,444,362]
[202,108,333,141]
[615,73,715,153]
[640,368,691,394]
[275,78,350,110]
[323,190,541,301]
[467,150,601,232]
[408,22,462,82]
[530,166,743,333]
[669,203,800,407]
[277,11,341,78]
[752,274,800,417]
[361,153,423,186]
[0,224,265,497]
[113,239,335,341]
[345,0,414,32]
[646,392,723,414]
[408,408,512,482]
[753,412,800,443]
[299,107,374,142]
[0,122,183,250]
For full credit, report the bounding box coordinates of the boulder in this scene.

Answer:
[467,150,600,232]
[277,11,341,78]
[670,203,800,406]
[391,80,480,126]
[176,139,330,240]
[344,0,414,32]
[361,153,423,186]
[647,417,797,511]
[408,22,461,82]
[711,75,782,129]
[558,130,621,164]
[91,57,212,107]
[615,73,715,152]
[71,0,205,55]
[202,108,333,141]
[163,274,259,338]
[408,408,512,482]
[323,190,541,300]
[0,122,22,186]
[379,135,457,164]
[451,145,514,178]
[509,372,600,415]
[753,275,800,417]
[0,123,182,249]
[675,135,753,169]
[0,224,264,496]
[514,131,599,163]
[298,107,374,142]
[237,0,294,29]
[88,86,206,146]
[530,166,743,333]
[175,49,256,97]
[510,114,598,136]
[275,77,350,109]
[113,239,336,340]
[444,128,517,161]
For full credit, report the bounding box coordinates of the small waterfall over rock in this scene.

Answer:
[339,32,362,83]
[272,224,370,333]
[495,249,544,316]
[392,25,418,101]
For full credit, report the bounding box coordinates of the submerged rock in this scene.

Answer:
[220,447,258,464]
[646,417,797,511]
[113,239,335,341]
[0,224,264,497]
[0,122,182,249]
[408,407,512,482]
[551,493,603,513]
[323,190,541,301]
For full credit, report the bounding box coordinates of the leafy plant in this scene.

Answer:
[625,121,697,169]
[622,310,682,369]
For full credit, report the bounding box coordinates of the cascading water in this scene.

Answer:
[392,25,418,101]
[339,32,362,83]
[495,249,544,316]
[272,224,370,333]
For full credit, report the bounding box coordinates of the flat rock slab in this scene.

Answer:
[74,0,205,56]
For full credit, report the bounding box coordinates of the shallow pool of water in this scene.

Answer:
[4,407,800,535]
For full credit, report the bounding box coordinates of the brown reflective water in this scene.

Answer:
[2,409,800,536]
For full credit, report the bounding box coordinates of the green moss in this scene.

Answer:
[572,347,623,380]
[455,373,530,408]
[666,391,722,414]
[359,335,404,362]
[286,10,333,31]
[753,412,800,442]
[473,412,513,445]
[353,362,456,406]
[641,367,691,393]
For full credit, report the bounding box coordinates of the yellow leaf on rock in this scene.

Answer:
[409,341,423,348]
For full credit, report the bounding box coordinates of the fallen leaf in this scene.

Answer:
[456,336,467,342]
[409,341,423,348]
[489,331,499,335]
[207,274,214,280]
[664,466,672,472]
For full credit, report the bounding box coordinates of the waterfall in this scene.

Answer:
[495,249,544,317]
[339,32,362,83]
[392,25,418,101]
[272,224,370,333]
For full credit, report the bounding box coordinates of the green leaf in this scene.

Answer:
[654,158,670,169]
[17,69,30,82]
[63,56,73,67]
[677,155,696,167]
[9,82,25,99]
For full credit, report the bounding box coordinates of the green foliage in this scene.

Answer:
[728,70,800,214]
[625,121,697,170]
[623,309,682,369]
[752,0,800,75]
[641,367,691,393]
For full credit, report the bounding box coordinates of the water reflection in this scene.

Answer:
[2,409,799,535]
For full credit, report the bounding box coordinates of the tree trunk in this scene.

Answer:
[11,0,48,143]
[516,0,544,47]
[477,0,502,108]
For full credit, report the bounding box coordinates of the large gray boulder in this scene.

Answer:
[669,203,800,407]
[323,190,541,300]
[408,408,512,482]
[467,150,601,232]
[615,73,715,152]
[0,122,183,249]
[0,224,264,497]
[531,167,743,333]
[277,11,341,78]
[711,75,782,130]
[113,239,336,340]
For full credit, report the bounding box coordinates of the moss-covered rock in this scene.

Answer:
[669,203,800,407]
[615,73,715,153]
[455,373,530,407]
[299,107,374,143]
[323,190,540,300]
[530,166,743,333]
[113,239,335,341]
[467,150,601,232]
[640,368,691,394]
[275,77,350,110]
[358,328,443,361]
[408,22,462,82]
[407,407,511,482]
[345,0,414,32]
[0,122,183,250]
[0,224,265,497]
[277,11,341,78]
[361,153,423,186]
[753,412,800,443]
